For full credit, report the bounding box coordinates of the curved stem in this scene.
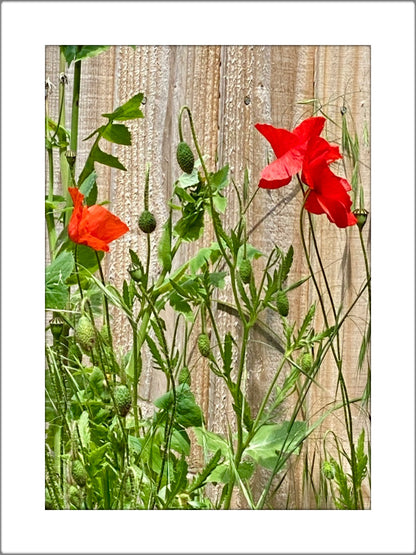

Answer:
[297,176,359,509]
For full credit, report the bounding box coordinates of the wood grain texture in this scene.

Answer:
[45,45,370,509]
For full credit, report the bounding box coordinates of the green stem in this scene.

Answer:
[63,59,81,227]
[358,228,371,310]
[223,322,250,510]
[46,149,57,260]
[132,323,141,437]
[297,177,359,509]
[70,60,81,154]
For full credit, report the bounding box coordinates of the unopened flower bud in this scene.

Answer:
[276,290,289,317]
[239,258,252,284]
[176,142,195,174]
[197,333,211,358]
[138,210,156,234]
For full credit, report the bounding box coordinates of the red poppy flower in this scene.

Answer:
[255,117,326,189]
[301,137,358,228]
[68,187,129,252]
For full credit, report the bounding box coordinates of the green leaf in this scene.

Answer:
[122,280,132,310]
[296,304,316,344]
[154,384,203,428]
[61,46,109,65]
[174,208,204,242]
[45,250,74,283]
[158,217,172,272]
[129,249,141,268]
[66,245,104,285]
[355,430,368,485]
[128,435,143,455]
[210,165,229,192]
[188,449,222,492]
[101,123,132,146]
[208,271,227,289]
[274,367,300,407]
[146,334,167,373]
[45,251,74,309]
[236,243,263,265]
[171,428,191,456]
[102,93,144,122]
[207,460,254,484]
[193,427,228,456]
[169,291,194,322]
[189,247,211,274]
[61,45,110,65]
[177,171,200,189]
[212,194,227,213]
[79,171,98,206]
[78,411,91,451]
[245,421,307,470]
[279,245,294,285]
[77,154,95,187]
[46,118,70,148]
[91,144,127,171]
[89,443,110,467]
[174,186,196,204]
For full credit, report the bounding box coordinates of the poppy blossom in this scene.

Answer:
[68,187,129,252]
[255,117,326,189]
[301,136,358,228]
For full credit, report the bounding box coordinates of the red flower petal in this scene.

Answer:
[67,187,129,251]
[255,117,326,189]
[87,204,129,243]
[292,117,326,142]
[301,140,357,228]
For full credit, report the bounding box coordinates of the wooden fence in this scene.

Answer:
[45,45,370,508]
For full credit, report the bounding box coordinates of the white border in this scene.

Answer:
[1,1,415,553]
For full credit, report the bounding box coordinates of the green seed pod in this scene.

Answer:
[176,142,195,174]
[129,264,143,283]
[178,366,191,386]
[322,460,336,480]
[75,315,96,351]
[50,316,64,340]
[138,210,157,233]
[239,258,252,284]
[353,208,369,231]
[114,384,132,417]
[197,333,211,358]
[276,290,289,317]
[300,352,313,374]
[72,460,87,487]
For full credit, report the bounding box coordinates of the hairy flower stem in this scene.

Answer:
[298,178,359,509]
[62,59,81,227]
[46,150,57,260]
[70,60,81,154]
